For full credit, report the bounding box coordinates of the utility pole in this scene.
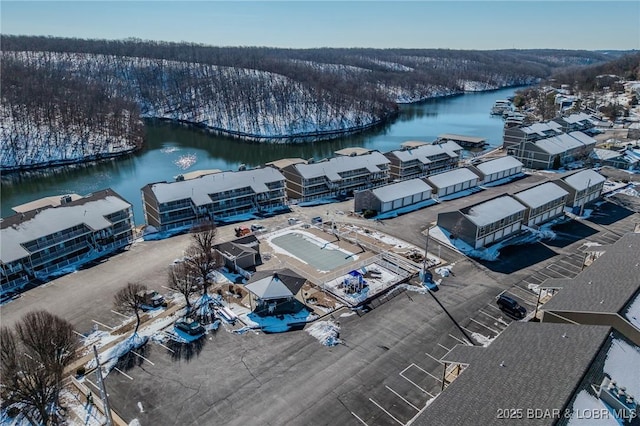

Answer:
[92,345,113,426]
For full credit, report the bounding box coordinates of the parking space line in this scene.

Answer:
[503,292,536,308]
[386,385,420,411]
[351,412,368,426]
[110,310,131,319]
[486,304,504,313]
[91,320,114,331]
[448,334,468,345]
[557,259,582,272]
[469,318,499,334]
[114,367,134,380]
[535,269,556,280]
[506,285,536,300]
[547,264,574,278]
[460,326,479,339]
[478,310,510,326]
[399,369,433,397]
[437,343,451,352]
[72,330,84,338]
[424,352,444,365]
[369,398,404,425]
[410,363,442,383]
[131,351,155,366]
[156,342,175,353]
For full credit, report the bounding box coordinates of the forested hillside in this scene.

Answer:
[0,35,616,170]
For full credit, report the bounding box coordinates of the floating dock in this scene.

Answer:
[437,133,487,149]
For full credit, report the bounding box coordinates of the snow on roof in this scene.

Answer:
[293,152,390,179]
[462,195,526,226]
[562,112,595,124]
[334,147,373,156]
[245,275,293,300]
[561,169,606,190]
[1,192,130,263]
[604,337,640,398]
[389,141,462,162]
[11,194,83,214]
[418,323,612,426]
[522,121,562,136]
[426,167,479,189]
[592,148,624,161]
[534,132,591,155]
[149,167,285,205]
[542,233,640,315]
[513,182,568,209]
[475,156,523,175]
[567,131,596,146]
[371,178,432,203]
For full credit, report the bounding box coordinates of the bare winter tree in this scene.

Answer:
[0,311,79,425]
[167,262,199,312]
[114,282,147,335]
[182,221,223,296]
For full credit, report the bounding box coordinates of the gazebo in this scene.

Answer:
[245,269,307,316]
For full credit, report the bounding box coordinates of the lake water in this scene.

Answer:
[1,86,518,224]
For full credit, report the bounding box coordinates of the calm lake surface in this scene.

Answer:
[1,86,518,224]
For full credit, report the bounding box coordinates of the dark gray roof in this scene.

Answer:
[415,323,612,426]
[542,233,640,315]
[513,182,568,209]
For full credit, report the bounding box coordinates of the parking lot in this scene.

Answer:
[2,173,639,425]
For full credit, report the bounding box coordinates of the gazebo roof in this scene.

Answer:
[245,269,306,300]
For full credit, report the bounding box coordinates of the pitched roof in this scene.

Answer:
[542,232,640,315]
[475,156,523,175]
[292,152,390,179]
[426,168,480,189]
[513,182,569,209]
[461,195,526,226]
[415,323,612,426]
[387,141,461,163]
[245,269,306,300]
[371,179,432,203]
[561,169,606,190]
[533,132,593,155]
[1,189,131,264]
[145,167,285,205]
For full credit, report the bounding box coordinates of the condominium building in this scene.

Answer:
[513,182,569,227]
[1,189,134,293]
[384,141,462,181]
[141,167,287,232]
[281,152,390,203]
[554,169,606,210]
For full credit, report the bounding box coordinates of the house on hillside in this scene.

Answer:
[542,232,640,346]
[425,168,480,198]
[141,167,287,233]
[281,152,390,203]
[414,323,640,426]
[554,169,606,210]
[1,189,134,293]
[512,182,569,227]
[552,112,596,133]
[468,156,523,185]
[503,121,563,153]
[436,195,526,249]
[383,141,462,181]
[354,178,433,215]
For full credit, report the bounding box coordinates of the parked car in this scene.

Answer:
[174,319,205,337]
[250,223,266,232]
[496,294,526,319]
[234,226,251,237]
[137,290,167,310]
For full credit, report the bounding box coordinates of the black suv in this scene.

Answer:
[496,294,526,319]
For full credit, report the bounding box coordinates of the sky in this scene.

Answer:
[1,1,639,50]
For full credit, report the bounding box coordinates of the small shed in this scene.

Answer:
[425,168,480,198]
[354,178,432,214]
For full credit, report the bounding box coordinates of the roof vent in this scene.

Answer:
[562,333,568,338]
[499,361,506,367]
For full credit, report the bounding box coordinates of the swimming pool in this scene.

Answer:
[270,231,356,271]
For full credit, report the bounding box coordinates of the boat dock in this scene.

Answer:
[437,133,487,149]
